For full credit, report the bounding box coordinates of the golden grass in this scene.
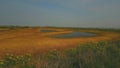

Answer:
[0,28,119,57]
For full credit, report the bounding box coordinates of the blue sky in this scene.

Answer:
[0,0,120,28]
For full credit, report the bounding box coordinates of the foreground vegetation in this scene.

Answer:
[0,40,120,68]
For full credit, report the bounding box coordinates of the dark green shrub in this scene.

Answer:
[0,54,36,68]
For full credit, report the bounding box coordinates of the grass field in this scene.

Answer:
[0,27,120,56]
[0,27,120,68]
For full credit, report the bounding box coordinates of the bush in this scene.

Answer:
[0,54,36,68]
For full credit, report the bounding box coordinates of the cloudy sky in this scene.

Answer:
[0,0,120,28]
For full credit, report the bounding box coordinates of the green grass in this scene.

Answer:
[40,40,120,68]
[0,40,120,68]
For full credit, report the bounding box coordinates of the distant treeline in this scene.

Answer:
[43,26,120,32]
[0,26,30,28]
[0,26,120,32]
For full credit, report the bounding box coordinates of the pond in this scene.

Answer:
[40,29,97,38]
[52,32,97,38]
[40,30,57,32]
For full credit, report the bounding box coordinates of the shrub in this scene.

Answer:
[0,54,36,68]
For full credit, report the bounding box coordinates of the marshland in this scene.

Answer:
[0,26,120,68]
[0,0,120,68]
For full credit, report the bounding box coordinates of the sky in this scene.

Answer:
[0,0,120,28]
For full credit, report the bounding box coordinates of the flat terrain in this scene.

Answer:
[0,28,120,57]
